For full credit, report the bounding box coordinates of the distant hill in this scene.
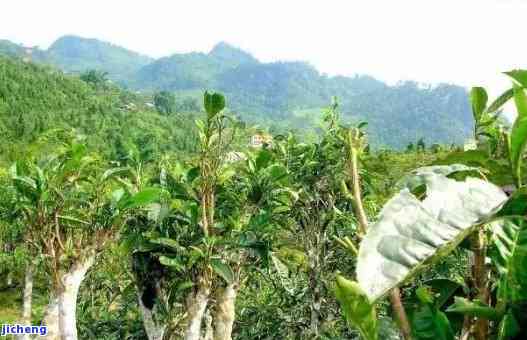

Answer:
[132,42,258,91]
[0,35,474,148]
[45,35,153,84]
[0,40,26,58]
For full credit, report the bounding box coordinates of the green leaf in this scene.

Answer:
[120,188,161,210]
[255,149,273,170]
[358,168,507,301]
[505,69,527,88]
[101,167,130,181]
[496,187,527,217]
[266,164,288,182]
[58,215,90,225]
[510,84,527,183]
[492,219,527,302]
[271,255,295,294]
[411,289,455,340]
[486,88,514,114]
[159,255,184,271]
[497,311,519,340]
[513,83,527,118]
[218,167,236,184]
[12,175,37,190]
[176,281,194,292]
[334,275,378,340]
[203,91,225,118]
[446,297,499,321]
[423,278,463,308]
[210,258,234,283]
[150,237,181,251]
[146,203,170,223]
[470,87,488,122]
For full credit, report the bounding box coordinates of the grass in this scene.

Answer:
[0,286,49,325]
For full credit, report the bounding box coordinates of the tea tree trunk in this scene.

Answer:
[138,294,166,340]
[183,282,210,340]
[42,256,94,340]
[213,283,238,340]
[17,264,33,340]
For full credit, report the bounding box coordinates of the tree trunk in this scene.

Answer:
[213,283,238,340]
[307,248,321,338]
[42,256,95,340]
[201,309,213,340]
[350,147,368,236]
[184,282,210,340]
[390,288,412,340]
[42,295,60,340]
[138,294,166,340]
[17,264,33,340]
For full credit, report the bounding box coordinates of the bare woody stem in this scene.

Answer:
[349,146,368,236]
[389,288,413,340]
[347,139,412,340]
[470,134,489,340]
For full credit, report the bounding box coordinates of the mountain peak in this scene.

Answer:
[209,41,258,65]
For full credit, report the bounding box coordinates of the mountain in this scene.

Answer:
[0,35,474,148]
[45,35,153,84]
[208,41,259,67]
[132,42,258,90]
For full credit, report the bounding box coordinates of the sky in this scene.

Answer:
[1,0,526,99]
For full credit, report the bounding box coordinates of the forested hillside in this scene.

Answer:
[0,56,197,165]
[0,35,475,148]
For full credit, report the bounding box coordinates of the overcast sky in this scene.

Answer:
[2,0,526,98]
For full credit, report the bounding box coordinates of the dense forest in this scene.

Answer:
[1,41,527,340]
[0,36,475,148]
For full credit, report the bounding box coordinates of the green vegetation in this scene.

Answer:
[1,46,526,340]
[0,35,475,149]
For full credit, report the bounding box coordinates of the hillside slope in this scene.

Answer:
[0,56,197,164]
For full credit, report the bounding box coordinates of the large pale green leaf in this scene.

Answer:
[357,169,507,301]
[335,275,378,340]
[509,84,527,181]
[396,164,479,191]
[470,87,488,122]
[492,219,527,302]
